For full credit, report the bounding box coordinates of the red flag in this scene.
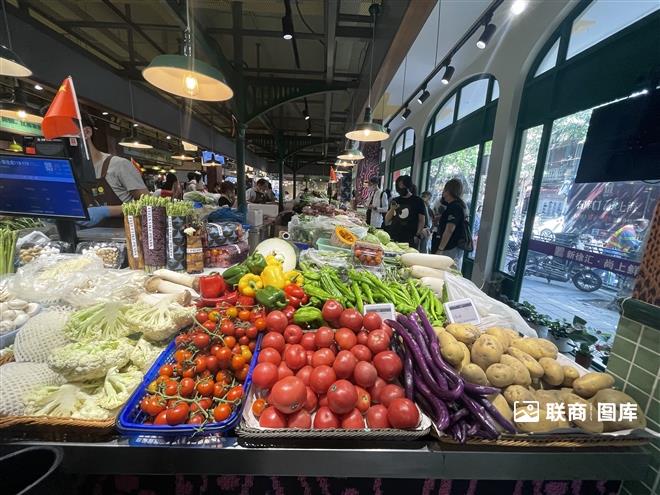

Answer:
[130,157,143,173]
[41,77,81,139]
[329,166,337,182]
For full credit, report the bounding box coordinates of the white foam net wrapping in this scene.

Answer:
[13,307,71,363]
[0,362,66,416]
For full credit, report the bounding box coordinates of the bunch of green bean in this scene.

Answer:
[0,228,18,274]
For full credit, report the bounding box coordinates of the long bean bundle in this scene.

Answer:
[387,307,515,443]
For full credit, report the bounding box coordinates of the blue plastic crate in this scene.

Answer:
[118,333,262,437]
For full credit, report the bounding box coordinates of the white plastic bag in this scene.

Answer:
[441,271,537,337]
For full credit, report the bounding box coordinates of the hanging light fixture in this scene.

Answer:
[0,82,42,125]
[417,87,430,104]
[441,64,455,85]
[401,107,411,120]
[0,0,31,77]
[119,81,153,149]
[476,19,496,49]
[345,3,388,143]
[142,0,233,101]
[337,141,364,161]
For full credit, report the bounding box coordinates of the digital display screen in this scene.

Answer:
[0,154,87,220]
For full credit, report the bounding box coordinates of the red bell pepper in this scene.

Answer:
[282,305,296,323]
[215,290,238,308]
[284,284,307,308]
[237,294,255,307]
[198,272,226,298]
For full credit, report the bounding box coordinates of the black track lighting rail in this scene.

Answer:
[384,0,503,127]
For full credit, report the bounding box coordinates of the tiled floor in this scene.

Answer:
[520,276,620,334]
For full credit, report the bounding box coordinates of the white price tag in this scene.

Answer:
[167,216,174,259]
[443,298,480,324]
[187,247,203,254]
[362,303,396,322]
[127,215,139,259]
[146,206,154,250]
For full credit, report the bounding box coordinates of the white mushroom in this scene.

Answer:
[8,299,28,310]
[25,303,40,317]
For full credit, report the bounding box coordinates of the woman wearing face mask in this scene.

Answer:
[436,178,468,268]
[384,175,426,246]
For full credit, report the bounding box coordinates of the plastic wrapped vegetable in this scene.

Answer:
[124,301,193,342]
[96,366,143,410]
[14,308,70,363]
[63,302,134,342]
[0,362,66,416]
[47,339,134,381]
[129,337,166,372]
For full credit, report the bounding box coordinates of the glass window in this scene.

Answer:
[567,0,659,59]
[499,125,544,273]
[394,134,404,154]
[518,110,660,336]
[434,94,456,134]
[534,39,559,77]
[470,141,491,258]
[380,148,386,163]
[391,166,412,192]
[426,145,480,212]
[404,129,415,150]
[457,78,489,119]
[491,80,500,101]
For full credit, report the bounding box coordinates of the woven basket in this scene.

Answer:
[435,431,650,448]
[0,415,116,442]
[236,421,430,440]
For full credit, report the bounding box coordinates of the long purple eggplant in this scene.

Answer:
[396,316,464,400]
[478,396,517,434]
[415,307,462,383]
[463,381,500,396]
[387,319,449,392]
[460,394,499,438]
[448,408,469,426]
[403,345,414,400]
[413,371,450,431]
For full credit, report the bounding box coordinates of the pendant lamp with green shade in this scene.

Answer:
[0,0,32,77]
[142,1,232,102]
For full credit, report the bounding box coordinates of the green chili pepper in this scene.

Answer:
[304,285,338,302]
[222,264,249,286]
[361,283,374,304]
[352,282,364,314]
[293,306,324,326]
[245,252,267,275]
[255,286,288,309]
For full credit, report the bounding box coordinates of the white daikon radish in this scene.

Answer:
[145,277,200,299]
[138,291,192,306]
[409,265,446,279]
[153,269,199,290]
[400,253,454,270]
[419,277,445,296]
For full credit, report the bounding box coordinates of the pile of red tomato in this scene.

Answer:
[138,306,265,426]
[249,301,420,430]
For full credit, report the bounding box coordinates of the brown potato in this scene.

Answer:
[445,323,480,345]
[558,390,603,433]
[500,354,532,386]
[507,347,544,379]
[591,389,647,432]
[561,366,580,387]
[510,338,558,360]
[460,363,489,386]
[471,334,504,371]
[438,332,465,368]
[503,384,536,407]
[539,357,564,386]
[573,372,615,398]
[457,342,471,371]
[490,394,514,432]
[486,327,516,349]
[486,363,516,388]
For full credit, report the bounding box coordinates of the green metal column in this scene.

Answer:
[292,167,297,199]
[236,124,247,212]
[278,158,285,211]
[232,0,247,212]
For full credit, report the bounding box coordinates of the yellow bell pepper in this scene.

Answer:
[260,263,286,289]
[238,273,263,297]
[265,255,281,267]
[285,270,304,286]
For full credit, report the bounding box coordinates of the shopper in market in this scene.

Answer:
[153,173,182,199]
[419,191,434,253]
[435,178,469,267]
[217,180,237,208]
[365,176,389,228]
[78,114,149,227]
[384,175,426,246]
[246,178,269,203]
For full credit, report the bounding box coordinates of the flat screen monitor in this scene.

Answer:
[0,153,88,220]
[575,89,660,183]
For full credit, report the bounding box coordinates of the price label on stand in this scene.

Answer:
[362,303,396,321]
[443,298,481,324]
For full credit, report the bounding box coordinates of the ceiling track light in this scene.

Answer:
[441,64,455,85]
[417,88,430,104]
[510,0,528,15]
[476,22,496,49]
[303,108,309,120]
[282,0,294,40]
[401,107,411,120]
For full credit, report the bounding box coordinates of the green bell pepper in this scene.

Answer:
[222,264,249,286]
[293,307,324,327]
[255,286,288,309]
[245,252,267,275]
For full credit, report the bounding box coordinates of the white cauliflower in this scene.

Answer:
[129,337,165,372]
[47,339,134,381]
[96,366,143,410]
[0,362,66,416]
[63,302,134,342]
[125,301,193,342]
[24,383,113,420]
[72,398,113,420]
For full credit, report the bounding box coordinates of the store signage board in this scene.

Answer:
[0,117,41,136]
[363,303,396,321]
[444,298,481,324]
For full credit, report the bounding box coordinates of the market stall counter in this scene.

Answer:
[0,438,651,481]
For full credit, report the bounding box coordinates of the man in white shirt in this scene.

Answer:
[366,176,388,228]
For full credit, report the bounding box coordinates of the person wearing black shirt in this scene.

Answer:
[436,178,467,268]
[384,175,426,246]
[217,180,236,208]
